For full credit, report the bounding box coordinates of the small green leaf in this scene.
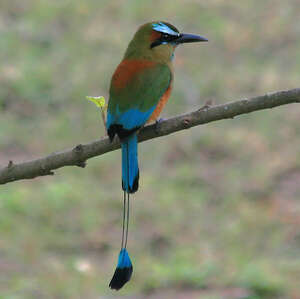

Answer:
[86,96,106,108]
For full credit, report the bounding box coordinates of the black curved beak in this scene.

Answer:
[176,33,208,44]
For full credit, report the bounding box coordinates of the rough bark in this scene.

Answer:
[1,88,299,185]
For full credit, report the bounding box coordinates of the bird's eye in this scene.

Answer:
[161,33,170,40]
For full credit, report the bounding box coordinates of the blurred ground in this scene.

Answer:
[1,0,300,298]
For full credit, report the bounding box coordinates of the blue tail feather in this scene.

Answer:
[122,134,139,193]
[109,249,133,290]
[117,248,132,268]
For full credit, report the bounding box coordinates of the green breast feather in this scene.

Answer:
[109,62,172,114]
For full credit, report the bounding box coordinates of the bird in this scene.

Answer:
[106,21,207,290]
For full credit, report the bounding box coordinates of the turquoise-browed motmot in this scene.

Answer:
[106,21,207,290]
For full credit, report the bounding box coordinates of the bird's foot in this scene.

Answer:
[155,118,164,134]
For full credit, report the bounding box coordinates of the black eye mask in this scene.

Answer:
[150,33,181,49]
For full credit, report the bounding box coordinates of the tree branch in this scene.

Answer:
[1,88,300,185]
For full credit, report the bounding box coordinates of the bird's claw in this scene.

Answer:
[155,118,164,134]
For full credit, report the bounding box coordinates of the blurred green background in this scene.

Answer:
[1,0,300,298]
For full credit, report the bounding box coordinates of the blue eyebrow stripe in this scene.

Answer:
[152,22,179,36]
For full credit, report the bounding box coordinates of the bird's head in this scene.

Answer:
[124,21,208,62]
